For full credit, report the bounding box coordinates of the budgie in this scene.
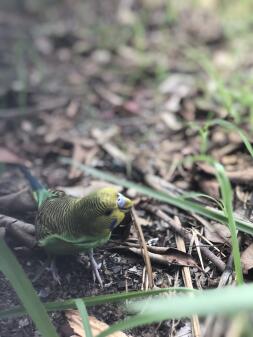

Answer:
[17,164,133,286]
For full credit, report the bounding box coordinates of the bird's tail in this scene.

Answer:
[17,164,49,206]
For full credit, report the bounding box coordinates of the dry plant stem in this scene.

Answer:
[192,229,205,270]
[218,251,234,287]
[141,266,149,291]
[193,227,226,257]
[175,216,202,337]
[144,204,226,272]
[110,241,199,268]
[117,246,198,268]
[218,234,241,287]
[113,240,194,254]
[131,208,154,288]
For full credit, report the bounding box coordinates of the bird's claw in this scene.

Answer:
[89,250,103,288]
[48,259,61,285]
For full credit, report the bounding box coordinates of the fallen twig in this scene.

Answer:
[143,204,226,272]
[115,245,199,269]
[132,208,154,289]
[175,216,201,337]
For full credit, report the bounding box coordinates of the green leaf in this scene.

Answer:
[75,299,93,337]
[213,160,243,284]
[0,238,59,337]
[0,287,194,319]
[188,155,243,284]
[97,284,253,337]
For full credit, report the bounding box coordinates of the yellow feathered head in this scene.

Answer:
[76,187,133,235]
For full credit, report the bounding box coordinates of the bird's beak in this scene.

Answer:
[120,197,133,212]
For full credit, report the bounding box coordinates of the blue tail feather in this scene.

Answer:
[17,164,48,206]
[17,164,44,191]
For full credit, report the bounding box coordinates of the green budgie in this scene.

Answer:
[17,164,133,286]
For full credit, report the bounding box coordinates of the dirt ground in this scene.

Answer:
[1,1,253,337]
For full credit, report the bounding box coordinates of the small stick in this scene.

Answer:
[115,246,199,268]
[175,216,202,337]
[192,229,205,270]
[193,213,230,248]
[132,208,154,289]
[193,228,226,257]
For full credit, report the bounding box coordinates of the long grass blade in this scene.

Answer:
[75,299,93,337]
[213,161,243,284]
[189,155,243,284]
[60,158,253,235]
[0,238,59,337]
[0,287,194,320]
[97,284,253,337]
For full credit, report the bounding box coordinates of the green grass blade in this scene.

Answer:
[0,287,195,320]
[213,161,243,284]
[188,155,243,284]
[0,238,59,337]
[75,299,93,337]
[60,158,253,235]
[97,284,253,337]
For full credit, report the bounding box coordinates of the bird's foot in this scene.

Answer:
[89,250,103,288]
[48,259,61,285]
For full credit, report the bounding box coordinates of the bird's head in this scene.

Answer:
[75,187,133,235]
[94,187,133,231]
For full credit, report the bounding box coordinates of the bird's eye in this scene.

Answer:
[117,193,126,209]
[104,209,113,216]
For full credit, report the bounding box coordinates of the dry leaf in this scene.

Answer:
[197,162,253,184]
[65,310,130,337]
[204,223,231,244]
[241,244,253,274]
[198,178,220,199]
